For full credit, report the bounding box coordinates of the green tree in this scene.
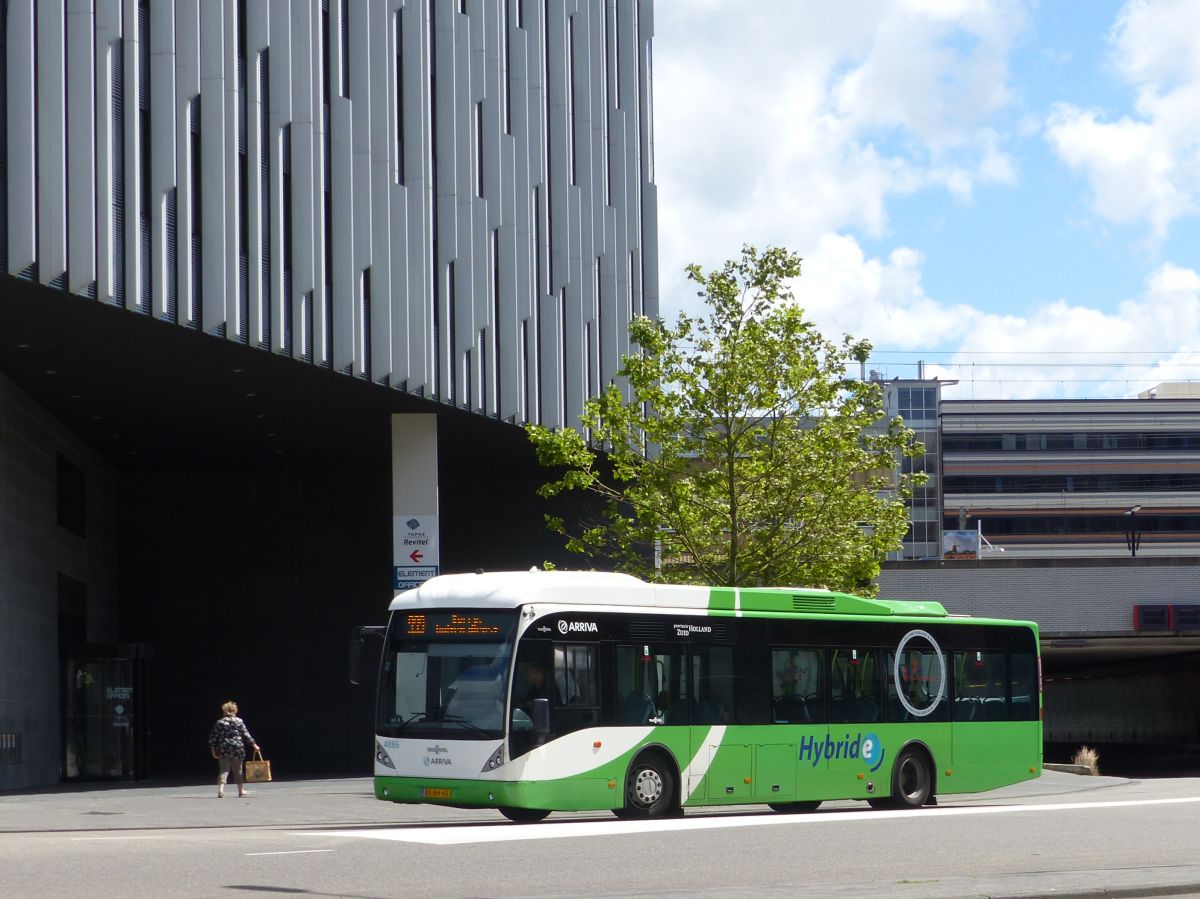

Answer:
[526,245,925,593]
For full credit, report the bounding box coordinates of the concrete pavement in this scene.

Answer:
[0,769,1134,835]
[8,771,1200,899]
[0,776,460,833]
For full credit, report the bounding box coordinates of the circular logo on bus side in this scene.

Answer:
[861,732,884,771]
[894,629,946,718]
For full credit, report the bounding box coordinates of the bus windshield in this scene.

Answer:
[376,609,516,740]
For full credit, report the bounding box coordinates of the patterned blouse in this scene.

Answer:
[208,715,255,759]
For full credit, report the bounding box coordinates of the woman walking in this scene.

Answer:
[208,700,260,798]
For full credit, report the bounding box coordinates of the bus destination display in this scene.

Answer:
[402,611,507,638]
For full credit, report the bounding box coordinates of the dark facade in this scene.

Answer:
[0,0,657,789]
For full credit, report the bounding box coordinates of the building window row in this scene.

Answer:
[946,514,1200,538]
[945,473,1200,494]
[944,432,1200,453]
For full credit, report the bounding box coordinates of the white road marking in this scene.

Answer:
[246,849,336,856]
[294,796,1200,846]
[71,836,165,841]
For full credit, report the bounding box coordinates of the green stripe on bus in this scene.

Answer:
[708,588,736,612]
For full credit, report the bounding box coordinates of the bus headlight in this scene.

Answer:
[375,741,396,769]
[481,745,505,772]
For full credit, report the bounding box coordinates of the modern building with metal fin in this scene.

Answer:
[0,0,657,790]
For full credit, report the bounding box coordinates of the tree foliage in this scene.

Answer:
[526,245,926,593]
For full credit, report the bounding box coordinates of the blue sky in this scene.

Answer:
[652,0,1200,399]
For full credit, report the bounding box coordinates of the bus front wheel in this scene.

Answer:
[499,806,551,823]
[620,752,676,818]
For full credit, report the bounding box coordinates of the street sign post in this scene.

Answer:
[393,514,440,590]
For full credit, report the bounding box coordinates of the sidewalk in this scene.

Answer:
[0,776,443,833]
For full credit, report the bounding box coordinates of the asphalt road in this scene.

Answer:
[3,771,1200,898]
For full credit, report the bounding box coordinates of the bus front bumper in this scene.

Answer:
[374,774,619,812]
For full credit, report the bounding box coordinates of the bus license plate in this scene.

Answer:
[422,787,452,799]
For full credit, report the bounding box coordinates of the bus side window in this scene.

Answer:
[733,642,772,725]
[953,650,1007,721]
[1010,650,1038,721]
[771,648,822,724]
[615,643,684,725]
[830,648,882,723]
[689,645,735,725]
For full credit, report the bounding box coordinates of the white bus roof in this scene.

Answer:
[386,569,956,620]
[382,572,1049,636]
[389,569,714,612]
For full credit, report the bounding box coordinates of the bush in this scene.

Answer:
[1072,745,1100,775]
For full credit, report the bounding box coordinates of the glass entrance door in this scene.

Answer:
[61,655,145,780]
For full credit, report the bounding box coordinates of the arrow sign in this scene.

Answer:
[394,514,439,590]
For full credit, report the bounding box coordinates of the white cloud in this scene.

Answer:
[1110,0,1200,88]
[649,1,1200,402]
[933,266,1200,398]
[830,2,1023,147]
[653,0,1028,315]
[789,237,1200,400]
[789,233,980,348]
[1044,0,1200,241]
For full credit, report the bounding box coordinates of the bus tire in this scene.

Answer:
[499,806,551,823]
[891,747,933,808]
[622,752,676,818]
[768,801,821,813]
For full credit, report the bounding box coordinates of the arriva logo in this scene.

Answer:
[556,620,598,634]
[798,731,886,772]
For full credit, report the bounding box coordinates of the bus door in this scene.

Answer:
[827,647,883,792]
[770,647,827,799]
[951,648,1011,772]
[511,639,603,758]
[687,643,749,802]
[552,643,601,734]
[511,640,555,759]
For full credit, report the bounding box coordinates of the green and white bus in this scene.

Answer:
[371,569,1041,822]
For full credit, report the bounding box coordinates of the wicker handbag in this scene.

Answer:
[244,748,272,783]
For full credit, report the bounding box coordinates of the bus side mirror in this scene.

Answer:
[531,697,551,735]
[349,625,386,685]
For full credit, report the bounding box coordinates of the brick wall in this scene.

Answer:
[880,558,1200,634]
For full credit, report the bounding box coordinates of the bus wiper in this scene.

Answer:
[393,712,428,732]
[396,710,488,735]
[429,713,488,734]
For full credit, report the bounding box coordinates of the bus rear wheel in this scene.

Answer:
[768,800,821,813]
[891,748,932,808]
[499,807,550,823]
[621,752,676,818]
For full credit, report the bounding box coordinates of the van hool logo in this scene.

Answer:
[557,620,598,634]
[423,745,452,766]
[798,731,886,772]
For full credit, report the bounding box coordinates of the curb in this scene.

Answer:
[1044,762,1095,775]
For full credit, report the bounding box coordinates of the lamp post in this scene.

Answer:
[1124,505,1142,558]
